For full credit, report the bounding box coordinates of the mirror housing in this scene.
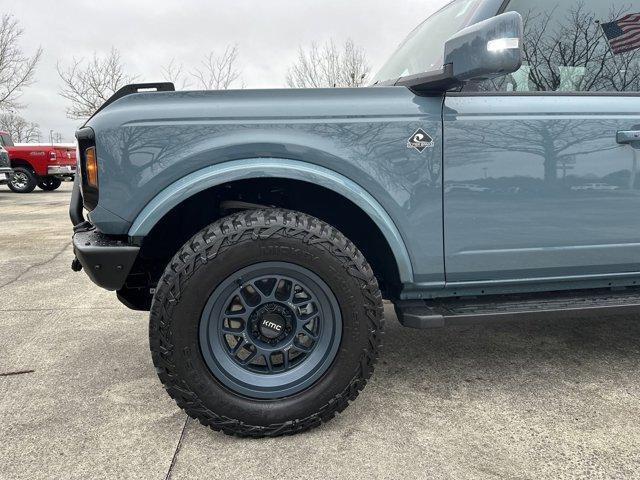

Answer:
[398,11,523,93]
[445,11,523,82]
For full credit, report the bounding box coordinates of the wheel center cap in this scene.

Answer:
[259,313,285,339]
[250,302,294,344]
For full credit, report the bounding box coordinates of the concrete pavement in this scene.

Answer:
[1,183,639,479]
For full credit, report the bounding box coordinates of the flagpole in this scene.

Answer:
[596,20,620,71]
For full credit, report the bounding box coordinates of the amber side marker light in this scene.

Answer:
[85,147,98,187]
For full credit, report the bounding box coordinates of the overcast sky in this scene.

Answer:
[5,0,449,142]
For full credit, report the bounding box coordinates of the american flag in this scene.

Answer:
[601,13,640,54]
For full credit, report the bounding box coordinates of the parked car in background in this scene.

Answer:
[571,183,620,191]
[0,145,12,186]
[444,183,491,193]
[70,0,640,438]
[0,131,76,193]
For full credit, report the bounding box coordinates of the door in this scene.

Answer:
[443,0,640,284]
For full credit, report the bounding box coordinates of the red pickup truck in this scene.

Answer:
[0,130,76,193]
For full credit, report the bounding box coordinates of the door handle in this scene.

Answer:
[617,130,640,145]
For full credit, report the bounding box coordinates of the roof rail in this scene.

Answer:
[90,82,175,119]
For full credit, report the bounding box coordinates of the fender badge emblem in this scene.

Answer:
[407,128,434,153]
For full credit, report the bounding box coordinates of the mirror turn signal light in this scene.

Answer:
[85,147,98,187]
[487,37,520,52]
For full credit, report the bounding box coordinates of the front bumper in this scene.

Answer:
[48,165,76,176]
[72,228,139,291]
[0,167,12,184]
[70,177,139,291]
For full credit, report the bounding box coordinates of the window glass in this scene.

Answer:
[0,133,13,147]
[470,0,640,92]
[371,0,483,83]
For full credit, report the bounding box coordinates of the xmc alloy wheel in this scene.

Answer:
[199,263,342,399]
[150,209,384,437]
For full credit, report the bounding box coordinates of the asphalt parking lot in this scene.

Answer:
[1,182,640,479]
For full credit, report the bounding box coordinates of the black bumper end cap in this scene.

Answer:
[72,229,139,291]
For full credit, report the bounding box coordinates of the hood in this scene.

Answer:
[85,87,419,131]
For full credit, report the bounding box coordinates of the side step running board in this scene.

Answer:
[395,288,640,329]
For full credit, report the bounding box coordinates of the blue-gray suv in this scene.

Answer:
[70,0,640,437]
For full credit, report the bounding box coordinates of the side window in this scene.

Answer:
[469,0,640,93]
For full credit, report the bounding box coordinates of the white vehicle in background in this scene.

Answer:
[445,183,491,193]
[571,183,620,191]
[0,145,12,186]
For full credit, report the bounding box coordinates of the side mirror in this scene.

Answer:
[398,12,523,93]
[444,11,523,83]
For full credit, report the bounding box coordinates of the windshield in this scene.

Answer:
[371,0,483,83]
[0,133,13,147]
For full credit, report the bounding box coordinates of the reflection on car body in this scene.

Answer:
[571,183,620,191]
[444,183,491,193]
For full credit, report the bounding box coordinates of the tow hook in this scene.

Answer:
[71,257,83,272]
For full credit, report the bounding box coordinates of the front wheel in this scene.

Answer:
[150,209,384,437]
[8,167,37,193]
[37,176,62,191]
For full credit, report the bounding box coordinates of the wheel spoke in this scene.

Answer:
[239,285,260,307]
[221,323,245,335]
[239,349,257,365]
[297,312,318,327]
[287,282,297,302]
[229,309,251,321]
[263,353,274,373]
[253,277,278,301]
[225,294,249,317]
[293,341,312,353]
[231,337,245,354]
[291,283,316,305]
[274,278,293,302]
[302,325,319,340]
[292,293,311,305]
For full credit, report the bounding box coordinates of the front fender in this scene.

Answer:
[128,157,413,283]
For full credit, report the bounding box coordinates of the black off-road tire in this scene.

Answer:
[37,176,62,191]
[149,209,384,437]
[8,167,37,193]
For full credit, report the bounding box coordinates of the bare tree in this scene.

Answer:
[0,14,42,111]
[521,4,631,92]
[0,112,40,142]
[161,58,191,90]
[191,45,242,90]
[286,39,370,88]
[479,3,640,93]
[50,131,63,143]
[57,48,136,119]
